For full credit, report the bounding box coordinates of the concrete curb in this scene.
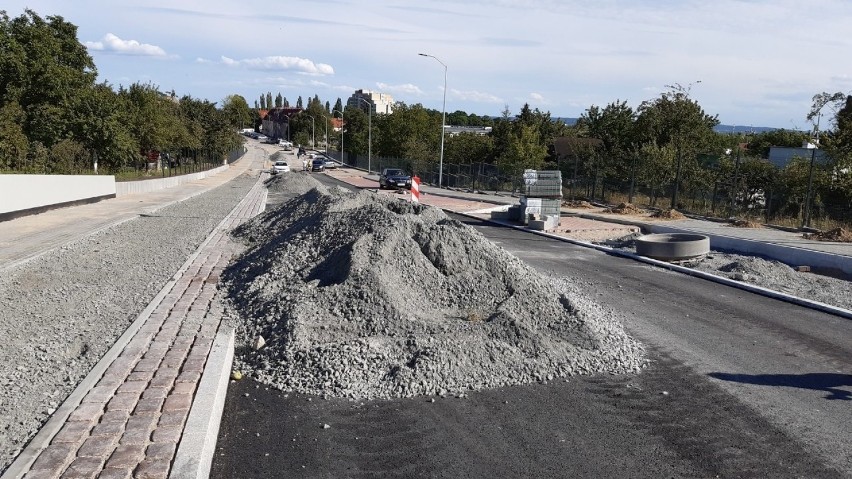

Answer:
[171,325,235,479]
[455,212,852,321]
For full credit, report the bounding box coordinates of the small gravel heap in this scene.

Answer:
[651,209,686,220]
[223,174,645,399]
[605,202,644,215]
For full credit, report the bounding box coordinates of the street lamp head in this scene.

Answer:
[418,53,428,57]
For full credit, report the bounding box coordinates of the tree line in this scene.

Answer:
[0,9,242,175]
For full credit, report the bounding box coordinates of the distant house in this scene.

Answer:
[331,117,345,132]
[767,142,829,168]
[261,107,303,139]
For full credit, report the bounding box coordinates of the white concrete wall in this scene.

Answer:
[0,174,116,215]
[115,165,229,196]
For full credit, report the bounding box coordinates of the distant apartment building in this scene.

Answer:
[347,89,394,115]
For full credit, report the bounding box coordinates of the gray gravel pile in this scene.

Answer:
[599,234,852,310]
[223,174,646,400]
[683,255,852,310]
[0,172,259,473]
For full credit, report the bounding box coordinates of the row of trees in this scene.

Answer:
[0,10,242,175]
[256,82,849,225]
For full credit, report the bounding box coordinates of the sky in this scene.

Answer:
[5,0,852,129]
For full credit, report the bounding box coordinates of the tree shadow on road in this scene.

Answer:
[708,372,852,400]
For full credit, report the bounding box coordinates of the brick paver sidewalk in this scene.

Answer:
[17,173,268,479]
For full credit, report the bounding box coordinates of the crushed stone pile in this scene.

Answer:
[682,255,852,310]
[651,209,686,220]
[605,202,644,215]
[805,227,852,243]
[222,174,645,399]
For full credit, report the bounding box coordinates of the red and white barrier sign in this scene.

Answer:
[411,176,420,203]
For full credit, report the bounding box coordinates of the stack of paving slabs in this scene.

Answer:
[519,170,562,226]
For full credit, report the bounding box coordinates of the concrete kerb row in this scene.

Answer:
[453,211,852,322]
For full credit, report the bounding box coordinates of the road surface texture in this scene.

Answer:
[211,171,850,478]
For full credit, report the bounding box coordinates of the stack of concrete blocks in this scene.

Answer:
[520,169,562,230]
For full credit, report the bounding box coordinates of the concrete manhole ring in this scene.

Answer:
[635,233,710,261]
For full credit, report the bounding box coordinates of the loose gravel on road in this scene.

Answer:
[0,172,259,474]
[223,174,646,400]
[599,234,852,311]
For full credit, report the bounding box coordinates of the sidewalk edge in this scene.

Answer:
[170,325,235,479]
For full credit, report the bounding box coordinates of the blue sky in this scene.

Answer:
[5,0,852,128]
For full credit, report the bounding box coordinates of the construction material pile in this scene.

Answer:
[651,209,686,220]
[222,174,645,399]
[605,202,645,215]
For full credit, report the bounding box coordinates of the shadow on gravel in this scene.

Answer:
[709,372,852,400]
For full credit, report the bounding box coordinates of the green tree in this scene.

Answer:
[1,9,96,146]
[222,94,252,129]
[274,92,282,108]
[445,133,493,165]
[496,124,548,182]
[636,83,719,208]
[296,96,303,108]
[0,101,28,169]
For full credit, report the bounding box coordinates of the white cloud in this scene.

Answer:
[376,82,423,95]
[84,33,167,56]
[219,55,334,75]
[450,88,502,103]
[529,92,545,102]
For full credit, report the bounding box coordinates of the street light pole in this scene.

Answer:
[803,112,822,228]
[355,98,372,173]
[419,53,447,188]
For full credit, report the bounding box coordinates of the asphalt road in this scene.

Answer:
[211,171,851,478]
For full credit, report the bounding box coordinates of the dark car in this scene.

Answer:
[379,168,412,189]
[311,158,325,172]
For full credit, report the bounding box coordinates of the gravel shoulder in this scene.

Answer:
[0,172,259,473]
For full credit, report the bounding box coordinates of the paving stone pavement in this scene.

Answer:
[18,172,268,479]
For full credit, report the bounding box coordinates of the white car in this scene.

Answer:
[271,160,290,174]
[256,134,269,141]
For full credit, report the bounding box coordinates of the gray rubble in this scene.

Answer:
[223,174,646,399]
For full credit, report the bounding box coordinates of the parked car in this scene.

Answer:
[379,168,412,189]
[256,134,268,141]
[310,158,325,172]
[323,159,337,169]
[278,139,293,149]
[271,160,290,174]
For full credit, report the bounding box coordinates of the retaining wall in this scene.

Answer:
[0,164,229,222]
[115,164,229,196]
[0,174,116,221]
